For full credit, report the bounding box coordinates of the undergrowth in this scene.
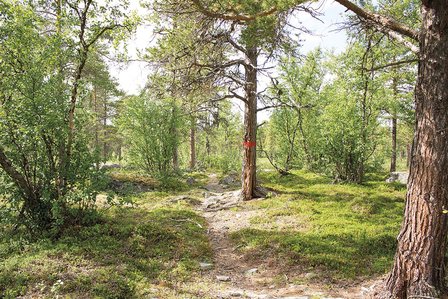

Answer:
[231,170,406,280]
[0,184,212,298]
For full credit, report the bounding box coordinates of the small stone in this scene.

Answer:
[199,262,213,270]
[245,268,258,275]
[169,195,188,203]
[100,163,121,170]
[186,177,197,186]
[216,275,231,282]
[229,290,243,297]
[304,272,318,279]
[219,173,240,186]
[386,171,408,184]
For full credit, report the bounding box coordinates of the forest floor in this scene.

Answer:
[0,169,407,298]
[197,173,383,299]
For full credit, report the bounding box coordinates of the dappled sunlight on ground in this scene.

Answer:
[0,169,405,298]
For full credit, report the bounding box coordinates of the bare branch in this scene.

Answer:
[229,89,247,103]
[334,0,419,41]
[366,58,419,72]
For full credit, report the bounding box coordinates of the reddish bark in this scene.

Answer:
[383,2,448,298]
[241,47,258,201]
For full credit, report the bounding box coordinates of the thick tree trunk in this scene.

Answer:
[241,47,260,201]
[384,2,448,298]
[390,116,397,173]
[0,147,52,229]
[0,147,34,200]
[390,77,398,174]
[406,144,411,168]
[190,117,196,170]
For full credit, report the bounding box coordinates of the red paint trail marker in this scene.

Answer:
[243,141,257,148]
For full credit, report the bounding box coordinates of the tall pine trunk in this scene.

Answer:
[406,144,411,168]
[390,115,397,173]
[390,77,398,174]
[384,2,448,298]
[241,47,258,201]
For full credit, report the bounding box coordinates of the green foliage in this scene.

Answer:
[0,0,133,234]
[118,95,181,178]
[263,38,415,182]
[196,102,243,174]
[318,48,384,182]
[261,49,324,173]
[84,52,124,164]
[0,189,212,298]
[0,2,98,233]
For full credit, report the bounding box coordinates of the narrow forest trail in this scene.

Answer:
[197,173,378,299]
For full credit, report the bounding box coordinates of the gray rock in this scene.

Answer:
[386,172,409,184]
[100,163,121,170]
[168,195,201,206]
[245,268,258,275]
[170,195,189,202]
[304,272,318,280]
[216,275,231,282]
[219,172,240,186]
[186,177,197,186]
[203,190,242,211]
[229,290,244,297]
[220,290,272,299]
[199,262,213,270]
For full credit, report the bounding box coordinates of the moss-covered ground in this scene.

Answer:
[0,168,406,298]
[231,170,405,281]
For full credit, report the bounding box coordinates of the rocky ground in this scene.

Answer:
[195,174,381,299]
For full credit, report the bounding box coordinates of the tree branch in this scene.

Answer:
[191,0,278,22]
[0,147,34,199]
[334,0,419,41]
[366,58,419,72]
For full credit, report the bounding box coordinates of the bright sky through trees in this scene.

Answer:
[111,0,348,95]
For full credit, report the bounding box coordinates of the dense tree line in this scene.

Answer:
[0,0,133,234]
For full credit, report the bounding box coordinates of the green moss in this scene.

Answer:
[231,170,405,280]
[0,193,212,298]
[0,168,407,296]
